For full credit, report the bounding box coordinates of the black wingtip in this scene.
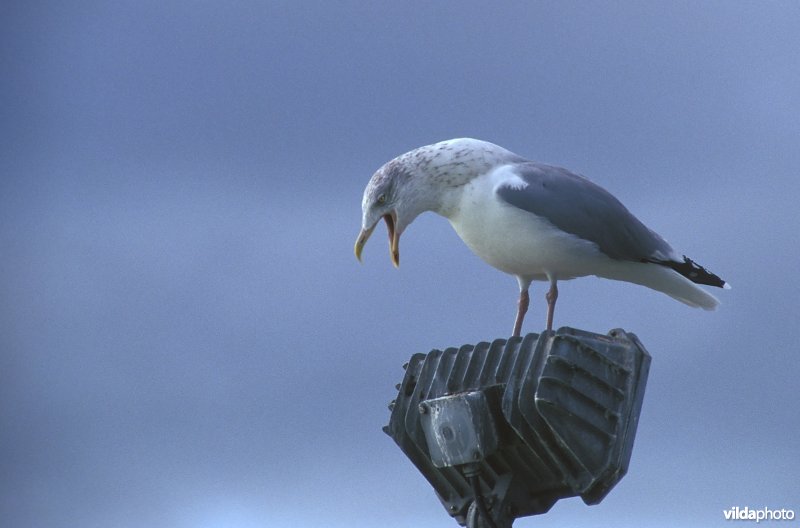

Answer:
[647,256,727,288]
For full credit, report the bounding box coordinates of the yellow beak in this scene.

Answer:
[354,211,400,267]
[354,224,376,263]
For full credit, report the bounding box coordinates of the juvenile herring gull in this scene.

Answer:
[354,138,729,336]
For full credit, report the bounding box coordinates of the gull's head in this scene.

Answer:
[354,138,518,267]
[354,159,417,268]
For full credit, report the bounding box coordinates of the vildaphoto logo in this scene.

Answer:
[723,506,795,522]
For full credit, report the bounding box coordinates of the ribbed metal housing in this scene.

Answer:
[384,327,651,526]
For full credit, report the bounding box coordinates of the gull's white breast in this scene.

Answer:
[444,164,609,282]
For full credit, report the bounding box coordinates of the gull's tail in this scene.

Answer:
[596,259,724,310]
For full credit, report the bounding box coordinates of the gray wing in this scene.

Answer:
[496,161,676,262]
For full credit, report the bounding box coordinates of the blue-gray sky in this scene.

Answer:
[2,2,798,527]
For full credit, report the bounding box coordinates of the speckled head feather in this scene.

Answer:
[355,138,522,266]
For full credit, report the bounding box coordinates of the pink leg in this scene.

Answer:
[512,288,529,337]
[545,280,558,332]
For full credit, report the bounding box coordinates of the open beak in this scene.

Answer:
[354,211,400,267]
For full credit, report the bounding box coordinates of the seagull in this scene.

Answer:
[354,138,729,336]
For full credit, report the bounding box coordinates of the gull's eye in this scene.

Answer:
[377,193,387,204]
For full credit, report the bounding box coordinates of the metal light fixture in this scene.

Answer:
[384,327,651,528]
